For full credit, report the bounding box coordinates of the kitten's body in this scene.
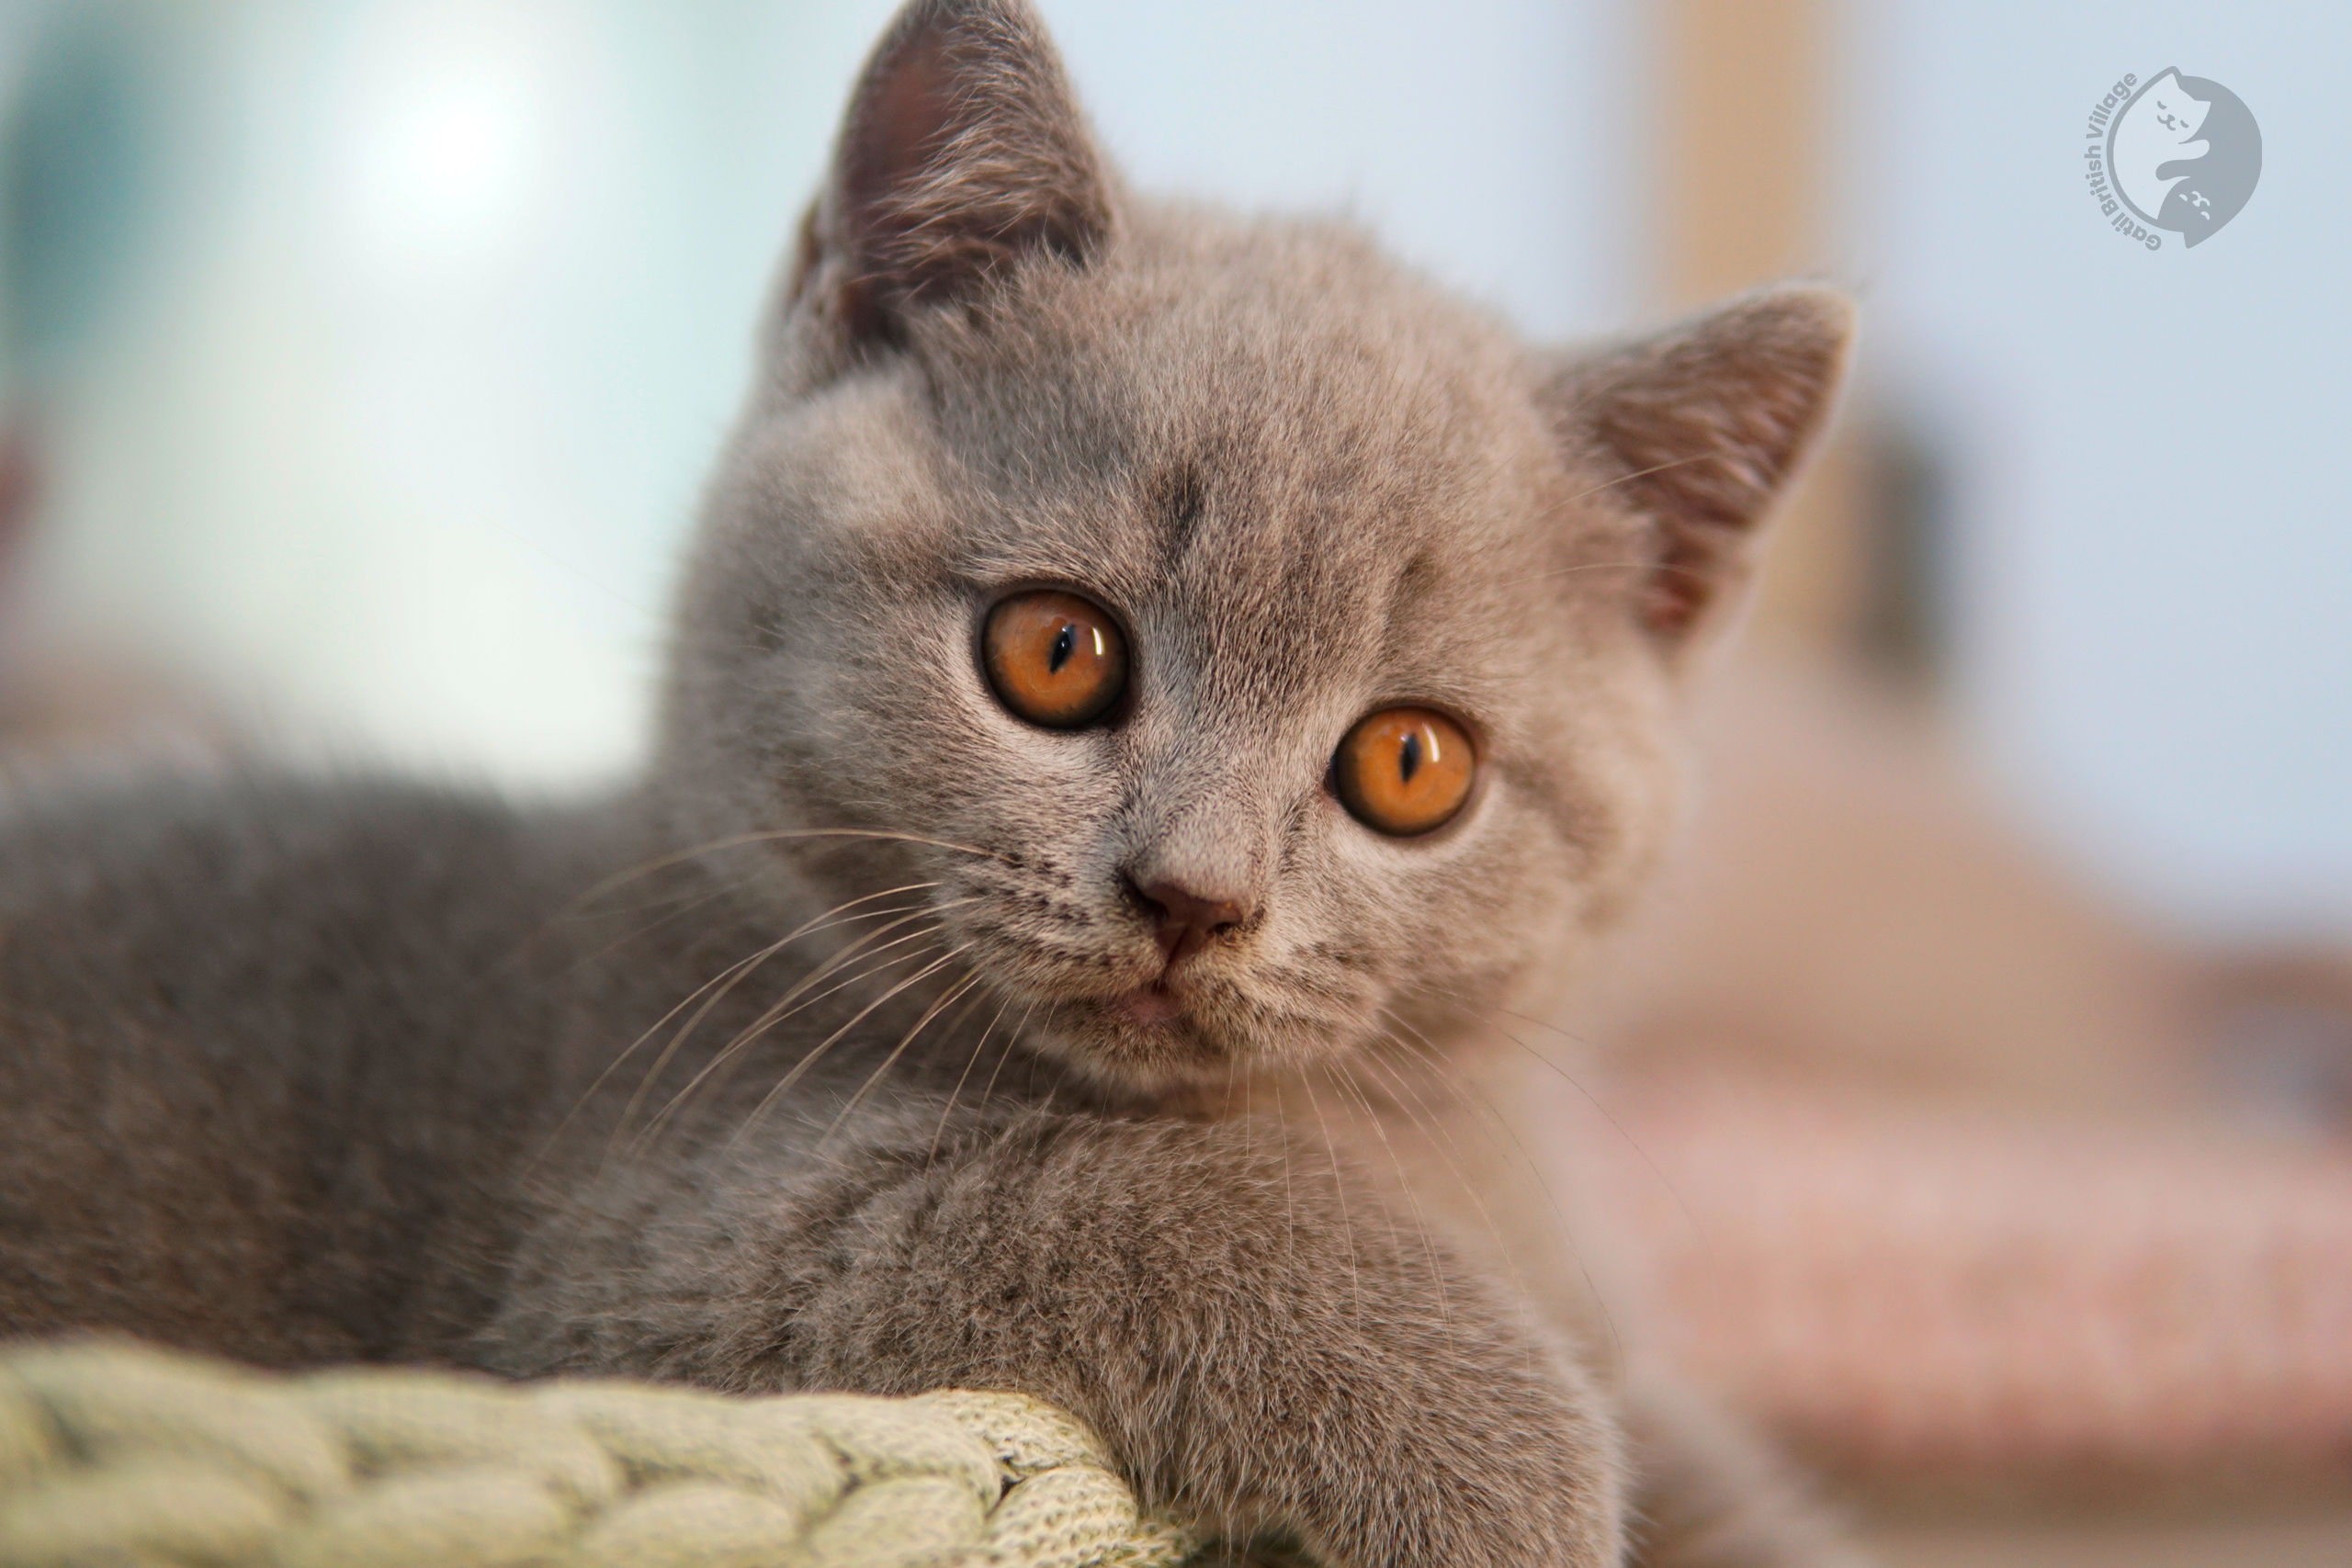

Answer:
[3,778,1628,1563]
[0,5,1854,1564]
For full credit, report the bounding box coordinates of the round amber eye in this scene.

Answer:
[1335,707,1476,836]
[983,591,1129,728]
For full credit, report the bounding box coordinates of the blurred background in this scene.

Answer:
[0,2,2346,1562]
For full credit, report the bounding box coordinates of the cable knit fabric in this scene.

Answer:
[0,1339,1195,1568]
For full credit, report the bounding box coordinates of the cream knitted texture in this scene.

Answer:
[0,1339,1196,1568]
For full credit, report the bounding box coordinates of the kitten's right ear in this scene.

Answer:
[794,0,1117,345]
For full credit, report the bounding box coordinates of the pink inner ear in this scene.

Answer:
[1645,529,1722,638]
[816,0,1114,336]
[842,28,958,256]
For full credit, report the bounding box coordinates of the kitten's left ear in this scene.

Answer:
[795,0,1117,345]
[1544,286,1856,649]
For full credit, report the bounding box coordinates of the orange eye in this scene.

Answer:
[983,591,1128,728]
[1335,707,1476,836]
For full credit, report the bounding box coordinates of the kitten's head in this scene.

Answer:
[657,0,1851,1089]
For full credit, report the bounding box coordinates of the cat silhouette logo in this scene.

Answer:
[2082,69,2261,250]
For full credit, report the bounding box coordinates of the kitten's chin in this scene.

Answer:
[1021,976,1365,1094]
[1043,990,1232,1089]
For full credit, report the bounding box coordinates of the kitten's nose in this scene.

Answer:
[1125,874,1257,972]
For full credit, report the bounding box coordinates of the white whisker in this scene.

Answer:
[718,945,977,1163]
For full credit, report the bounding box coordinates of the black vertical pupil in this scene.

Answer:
[1048,623,1077,674]
[1398,729,1423,784]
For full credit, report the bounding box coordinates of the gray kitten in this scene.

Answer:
[0,3,1855,1564]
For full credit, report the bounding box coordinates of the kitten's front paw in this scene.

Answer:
[670,1112,1628,1568]
[1275,1359,1623,1568]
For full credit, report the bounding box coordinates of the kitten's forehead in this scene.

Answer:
[928,213,1564,715]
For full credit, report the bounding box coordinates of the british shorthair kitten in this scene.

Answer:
[0,3,1854,1563]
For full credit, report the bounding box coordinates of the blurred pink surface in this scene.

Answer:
[1586,1066,2352,1494]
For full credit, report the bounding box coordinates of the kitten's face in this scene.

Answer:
[657,0,1849,1089]
[673,219,1671,1083]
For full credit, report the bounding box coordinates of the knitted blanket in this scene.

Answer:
[0,1339,1193,1568]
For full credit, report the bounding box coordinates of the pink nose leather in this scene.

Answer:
[1128,876,1257,971]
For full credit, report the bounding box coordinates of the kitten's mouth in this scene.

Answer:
[1111,980,1186,1028]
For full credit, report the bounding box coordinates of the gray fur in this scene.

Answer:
[0,3,1854,1563]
